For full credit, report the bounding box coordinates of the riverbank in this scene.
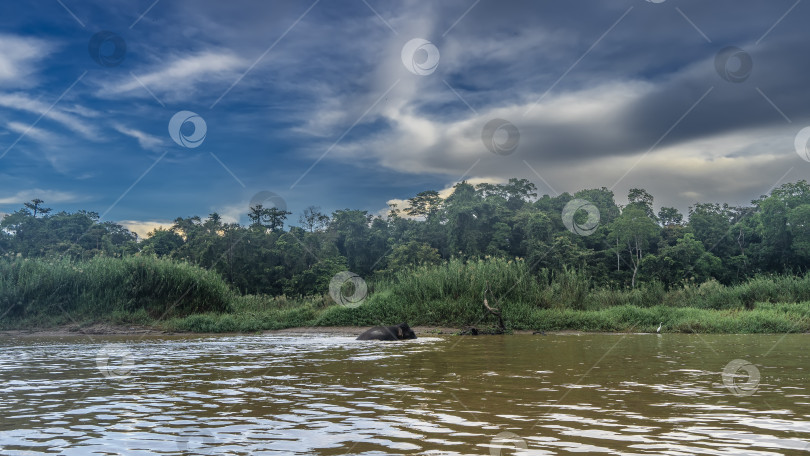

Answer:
[162,302,810,334]
[0,324,486,338]
[2,256,810,334]
[6,303,809,336]
[0,323,167,337]
[6,323,783,338]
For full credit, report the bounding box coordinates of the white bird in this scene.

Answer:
[656,322,662,333]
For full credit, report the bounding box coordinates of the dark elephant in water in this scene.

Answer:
[356,322,417,341]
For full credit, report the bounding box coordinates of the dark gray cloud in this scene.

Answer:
[271,0,809,216]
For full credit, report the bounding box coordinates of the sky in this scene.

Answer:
[0,0,809,237]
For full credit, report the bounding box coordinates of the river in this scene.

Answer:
[1,332,808,455]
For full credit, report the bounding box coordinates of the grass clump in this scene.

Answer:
[0,256,232,328]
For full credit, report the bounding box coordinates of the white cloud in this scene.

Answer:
[0,93,97,138]
[97,51,245,101]
[60,104,102,118]
[0,34,54,87]
[217,202,248,225]
[5,121,57,144]
[113,124,164,150]
[327,80,651,176]
[592,127,800,210]
[0,189,84,205]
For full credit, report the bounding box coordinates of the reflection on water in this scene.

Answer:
[1,333,809,455]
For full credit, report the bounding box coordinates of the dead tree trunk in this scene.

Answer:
[483,281,506,332]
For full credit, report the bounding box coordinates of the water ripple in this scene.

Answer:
[1,333,809,455]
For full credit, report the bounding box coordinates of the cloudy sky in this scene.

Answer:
[0,0,808,236]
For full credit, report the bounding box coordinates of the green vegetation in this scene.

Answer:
[0,256,231,328]
[2,179,810,333]
[164,258,810,334]
[2,256,808,334]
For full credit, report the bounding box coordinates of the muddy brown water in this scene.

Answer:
[1,333,809,455]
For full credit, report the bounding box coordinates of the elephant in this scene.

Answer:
[356,322,417,341]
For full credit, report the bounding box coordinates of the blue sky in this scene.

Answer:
[0,0,808,236]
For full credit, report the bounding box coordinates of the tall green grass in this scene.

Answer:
[0,256,232,328]
[371,257,810,312]
[312,258,810,332]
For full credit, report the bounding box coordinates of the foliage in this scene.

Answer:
[0,256,232,328]
[2,255,809,334]
[2,179,810,332]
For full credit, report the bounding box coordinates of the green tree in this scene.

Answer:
[641,233,721,286]
[249,204,292,232]
[23,198,51,218]
[658,207,683,226]
[299,206,329,232]
[755,197,791,271]
[788,204,810,262]
[406,191,442,219]
[444,182,483,256]
[627,188,655,219]
[330,209,377,274]
[141,227,184,256]
[385,241,441,271]
[575,188,620,224]
[609,206,660,288]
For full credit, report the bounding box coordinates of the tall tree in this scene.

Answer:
[627,188,655,220]
[248,204,291,232]
[610,206,660,288]
[23,199,51,218]
[788,204,810,263]
[406,190,443,219]
[658,207,683,226]
[299,206,329,232]
[265,207,292,232]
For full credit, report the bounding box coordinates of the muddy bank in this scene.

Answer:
[0,324,550,338]
[0,323,167,338]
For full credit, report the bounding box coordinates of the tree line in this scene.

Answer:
[1,178,809,297]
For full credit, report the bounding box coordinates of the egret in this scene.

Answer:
[656,322,662,333]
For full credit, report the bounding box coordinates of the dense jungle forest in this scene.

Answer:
[2,179,810,333]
